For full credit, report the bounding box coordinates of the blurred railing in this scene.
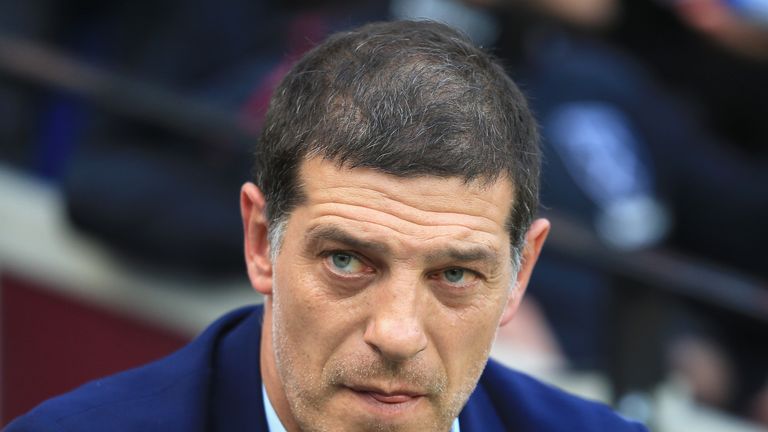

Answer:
[0,35,254,145]
[545,212,768,323]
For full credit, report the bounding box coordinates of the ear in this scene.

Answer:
[241,182,273,296]
[499,218,550,326]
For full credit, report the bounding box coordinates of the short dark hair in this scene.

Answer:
[254,20,540,262]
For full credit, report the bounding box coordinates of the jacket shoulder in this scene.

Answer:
[4,306,258,432]
[468,359,648,432]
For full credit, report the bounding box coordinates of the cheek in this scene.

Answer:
[446,316,498,359]
[272,267,324,354]
[432,299,507,379]
[271,262,365,375]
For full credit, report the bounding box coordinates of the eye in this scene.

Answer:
[435,268,479,287]
[326,252,368,275]
[444,268,465,283]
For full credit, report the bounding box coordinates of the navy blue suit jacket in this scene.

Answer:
[7,305,646,431]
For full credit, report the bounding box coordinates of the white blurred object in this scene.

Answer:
[618,391,655,425]
[655,375,768,432]
[547,102,672,250]
[596,194,671,250]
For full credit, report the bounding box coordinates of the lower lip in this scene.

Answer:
[347,388,424,416]
[369,393,417,404]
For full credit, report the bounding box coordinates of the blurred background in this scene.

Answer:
[1,0,767,430]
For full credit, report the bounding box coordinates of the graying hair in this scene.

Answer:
[267,216,288,264]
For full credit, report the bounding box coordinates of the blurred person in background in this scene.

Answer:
[613,0,768,424]
[511,0,768,424]
[616,0,768,277]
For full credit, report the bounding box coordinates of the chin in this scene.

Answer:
[294,395,448,432]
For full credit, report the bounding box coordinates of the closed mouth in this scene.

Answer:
[345,384,427,411]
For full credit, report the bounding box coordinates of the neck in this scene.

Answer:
[261,298,302,432]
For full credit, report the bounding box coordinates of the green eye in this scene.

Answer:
[436,268,479,287]
[332,253,352,269]
[327,252,366,274]
[444,268,465,283]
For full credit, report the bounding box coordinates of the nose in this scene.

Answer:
[363,279,428,363]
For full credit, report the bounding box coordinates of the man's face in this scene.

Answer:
[244,158,538,432]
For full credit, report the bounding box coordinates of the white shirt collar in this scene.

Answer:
[262,385,460,432]
[262,385,286,432]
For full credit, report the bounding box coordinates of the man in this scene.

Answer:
[7,21,646,431]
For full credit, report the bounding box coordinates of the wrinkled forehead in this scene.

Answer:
[294,157,516,239]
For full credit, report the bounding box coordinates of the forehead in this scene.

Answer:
[292,158,514,249]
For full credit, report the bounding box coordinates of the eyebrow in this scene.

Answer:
[424,246,500,270]
[305,224,501,270]
[304,225,391,254]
